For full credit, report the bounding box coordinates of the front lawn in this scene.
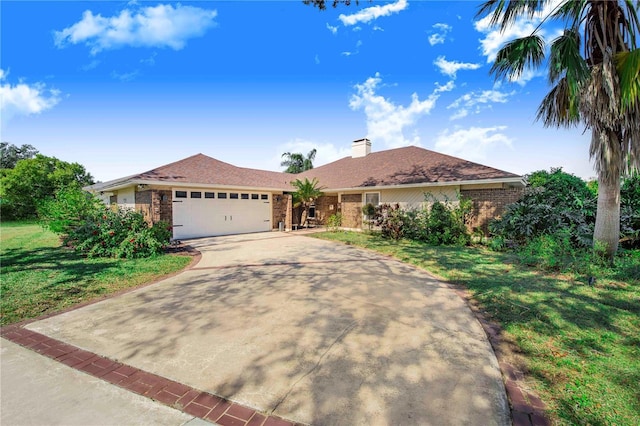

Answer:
[312,231,640,425]
[0,221,193,326]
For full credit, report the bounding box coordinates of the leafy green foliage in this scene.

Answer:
[40,187,171,259]
[38,186,104,234]
[373,193,471,245]
[374,203,405,240]
[490,168,596,247]
[326,212,342,232]
[621,173,640,247]
[291,177,324,226]
[66,209,172,258]
[0,143,38,169]
[281,149,317,173]
[0,154,94,220]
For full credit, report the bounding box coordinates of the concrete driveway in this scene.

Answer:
[26,232,509,425]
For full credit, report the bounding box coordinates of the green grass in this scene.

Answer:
[312,231,640,426]
[1,221,192,326]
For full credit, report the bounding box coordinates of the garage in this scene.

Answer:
[172,188,272,239]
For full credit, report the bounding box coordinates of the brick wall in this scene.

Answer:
[272,194,291,230]
[340,194,363,229]
[135,189,173,225]
[315,195,339,225]
[157,190,172,223]
[461,188,523,233]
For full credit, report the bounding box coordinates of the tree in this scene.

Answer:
[0,155,94,220]
[478,1,640,260]
[291,177,324,227]
[304,0,360,10]
[281,149,317,174]
[0,143,39,169]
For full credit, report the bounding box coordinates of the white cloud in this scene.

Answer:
[276,138,351,169]
[349,73,440,149]
[428,22,451,46]
[326,23,338,35]
[373,25,384,32]
[433,56,481,78]
[434,126,513,161]
[434,80,456,93]
[315,54,320,65]
[140,52,157,66]
[474,0,562,86]
[0,69,61,123]
[81,59,101,71]
[54,4,217,54]
[447,89,513,120]
[341,51,353,57]
[111,69,140,81]
[339,0,408,26]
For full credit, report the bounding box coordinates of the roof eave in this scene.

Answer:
[86,179,291,193]
[323,176,525,192]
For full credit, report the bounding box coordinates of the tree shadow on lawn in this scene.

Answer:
[1,246,123,324]
[394,243,640,423]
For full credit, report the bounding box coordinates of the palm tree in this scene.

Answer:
[478,0,640,260]
[281,149,317,174]
[291,177,324,227]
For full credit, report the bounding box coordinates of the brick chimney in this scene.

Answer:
[352,138,371,158]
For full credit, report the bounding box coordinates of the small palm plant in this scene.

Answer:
[291,177,324,227]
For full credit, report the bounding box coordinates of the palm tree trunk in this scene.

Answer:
[593,173,620,260]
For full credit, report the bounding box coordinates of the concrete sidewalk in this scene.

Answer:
[1,338,211,426]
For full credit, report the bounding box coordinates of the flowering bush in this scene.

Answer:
[40,187,172,258]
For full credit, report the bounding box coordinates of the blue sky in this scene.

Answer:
[1,0,594,183]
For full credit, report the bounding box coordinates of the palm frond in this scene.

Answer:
[536,77,581,127]
[616,49,640,110]
[490,35,546,81]
[476,0,547,31]
[548,28,589,84]
[551,0,585,20]
[622,0,640,48]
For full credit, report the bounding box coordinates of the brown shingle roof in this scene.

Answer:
[127,153,292,190]
[300,146,520,189]
[93,147,521,192]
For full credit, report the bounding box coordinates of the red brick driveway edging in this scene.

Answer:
[0,325,298,426]
[452,288,552,426]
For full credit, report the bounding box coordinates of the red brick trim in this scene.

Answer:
[1,325,299,426]
[451,287,551,426]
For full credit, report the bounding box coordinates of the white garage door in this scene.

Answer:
[172,189,272,239]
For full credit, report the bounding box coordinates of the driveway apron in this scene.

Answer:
[26,232,510,425]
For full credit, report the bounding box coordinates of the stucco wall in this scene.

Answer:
[117,188,136,210]
[379,186,460,210]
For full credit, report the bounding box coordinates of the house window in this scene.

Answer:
[364,192,380,206]
[175,191,187,198]
[251,194,259,200]
[204,192,215,199]
[308,204,316,219]
[230,193,239,199]
[191,191,202,198]
[218,192,227,199]
[261,194,268,200]
[241,193,249,200]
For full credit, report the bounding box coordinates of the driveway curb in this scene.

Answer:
[1,325,301,426]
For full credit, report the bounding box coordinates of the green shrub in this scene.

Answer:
[40,187,171,258]
[373,193,471,246]
[374,203,404,240]
[490,168,595,247]
[326,213,342,232]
